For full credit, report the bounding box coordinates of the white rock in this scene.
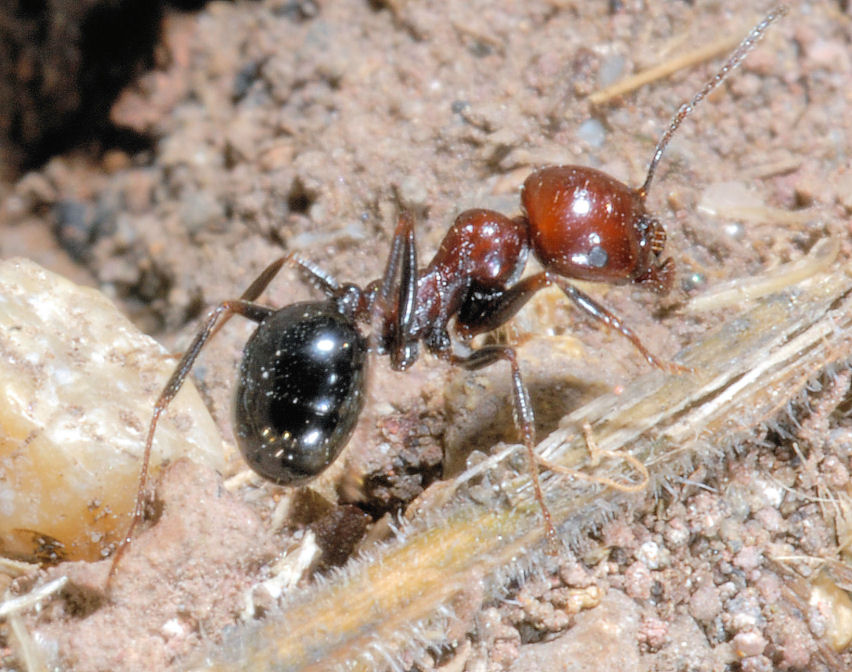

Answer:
[0,258,224,562]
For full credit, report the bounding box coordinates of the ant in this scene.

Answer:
[110,6,786,575]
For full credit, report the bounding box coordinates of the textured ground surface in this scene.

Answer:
[1,1,852,670]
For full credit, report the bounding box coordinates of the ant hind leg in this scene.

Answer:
[107,259,288,587]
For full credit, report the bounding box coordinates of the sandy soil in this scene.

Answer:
[1,1,852,670]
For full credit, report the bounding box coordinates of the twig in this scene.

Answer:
[196,262,852,671]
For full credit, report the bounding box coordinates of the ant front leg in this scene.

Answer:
[109,258,287,583]
[450,346,558,548]
[457,271,686,373]
[551,276,690,373]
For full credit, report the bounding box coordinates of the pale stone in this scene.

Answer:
[810,571,852,651]
[0,258,224,562]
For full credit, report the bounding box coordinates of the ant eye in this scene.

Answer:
[588,245,609,268]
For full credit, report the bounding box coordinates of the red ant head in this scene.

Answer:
[521,6,788,298]
[521,165,673,294]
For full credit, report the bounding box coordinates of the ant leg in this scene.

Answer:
[391,213,418,369]
[455,273,551,336]
[203,256,287,344]
[109,299,274,582]
[551,276,688,373]
[110,299,274,582]
[108,259,289,583]
[241,256,288,301]
[457,271,685,373]
[450,345,558,548]
[376,213,415,310]
[370,213,420,370]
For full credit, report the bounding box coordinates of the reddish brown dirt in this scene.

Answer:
[1,1,851,671]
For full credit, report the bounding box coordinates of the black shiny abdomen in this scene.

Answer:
[233,301,368,484]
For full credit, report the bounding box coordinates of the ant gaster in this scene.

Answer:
[111,6,786,573]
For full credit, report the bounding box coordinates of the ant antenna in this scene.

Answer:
[638,5,788,199]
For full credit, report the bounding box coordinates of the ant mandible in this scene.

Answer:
[111,6,787,572]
